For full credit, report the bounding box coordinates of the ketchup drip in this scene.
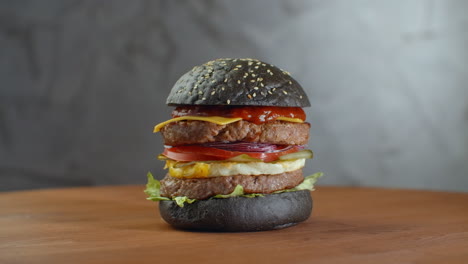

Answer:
[172,106,306,124]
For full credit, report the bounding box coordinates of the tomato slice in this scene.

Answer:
[162,145,303,162]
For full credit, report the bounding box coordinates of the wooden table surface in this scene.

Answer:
[1,186,467,264]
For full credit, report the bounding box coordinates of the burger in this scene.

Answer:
[145,58,322,232]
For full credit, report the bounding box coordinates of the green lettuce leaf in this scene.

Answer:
[144,172,323,207]
[274,172,323,193]
[213,185,244,198]
[144,172,170,201]
[174,196,196,207]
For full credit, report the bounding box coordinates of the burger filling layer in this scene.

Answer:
[160,120,310,146]
[160,169,304,200]
[166,158,306,178]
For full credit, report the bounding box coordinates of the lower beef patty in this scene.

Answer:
[160,120,310,146]
[160,169,304,200]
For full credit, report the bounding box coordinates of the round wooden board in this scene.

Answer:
[1,186,467,264]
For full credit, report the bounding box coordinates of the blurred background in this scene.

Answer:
[1,0,467,192]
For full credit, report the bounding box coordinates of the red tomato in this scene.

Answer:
[163,145,302,162]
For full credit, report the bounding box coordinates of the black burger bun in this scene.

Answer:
[158,190,313,232]
[166,58,310,107]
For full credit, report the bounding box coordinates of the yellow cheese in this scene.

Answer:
[153,115,304,133]
[153,116,242,133]
[276,117,304,123]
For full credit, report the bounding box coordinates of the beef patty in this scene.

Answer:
[160,169,304,200]
[160,120,310,146]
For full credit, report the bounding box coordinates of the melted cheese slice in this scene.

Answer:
[153,116,303,133]
[153,116,242,132]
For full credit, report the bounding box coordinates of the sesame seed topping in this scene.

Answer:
[254,87,259,90]
[211,91,216,95]
[268,91,272,95]
[288,81,292,84]
[269,72,274,75]
[198,91,203,94]
[253,93,256,97]
[237,80,241,84]
[236,65,242,68]
[221,87,225,91]
[299,95,303,99]
[282,90,288,95]
[272,88,276,91]
[247,94,252,99]
[248,62,253,66]
[251,73,256,77]
[260,83,264,87]
[224,78,228,83]
[227,99,231,104]
[202,97,206,100]
[254,66,259,69]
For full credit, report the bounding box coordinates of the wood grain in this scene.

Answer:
[1,186,467,264]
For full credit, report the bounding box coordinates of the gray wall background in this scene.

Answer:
[1,0,467,192]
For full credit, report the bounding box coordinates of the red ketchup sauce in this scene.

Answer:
[172,106,306,124]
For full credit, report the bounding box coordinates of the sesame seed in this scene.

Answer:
[211,91,216,95]
[247,94,252,99]
[268,91,272,95]
[273,88,276,91]
[250,79,255,83]
[224,78,228,83]
[251,73,256,77]
[222,87,225,91]
[269,72,274,75]
[227,99,231,104]
[254,87,259,90]
[253,93,256,97]
[236,65,242,68]
[248,62,253,66]
[282,90,288,95]
[212,80,216,83]
[288,81,292,84]
[260,83,264,87]
[254,66,259,69]
[202,97,206,100]
[262,64,266,66]
[299,95,303,99]
[198,91,203,94]
[237,80,241,84]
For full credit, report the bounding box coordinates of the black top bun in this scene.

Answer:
[166,58,310,107]
[159,190,313,232]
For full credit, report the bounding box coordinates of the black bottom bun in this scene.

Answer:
[159,190,313,232]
